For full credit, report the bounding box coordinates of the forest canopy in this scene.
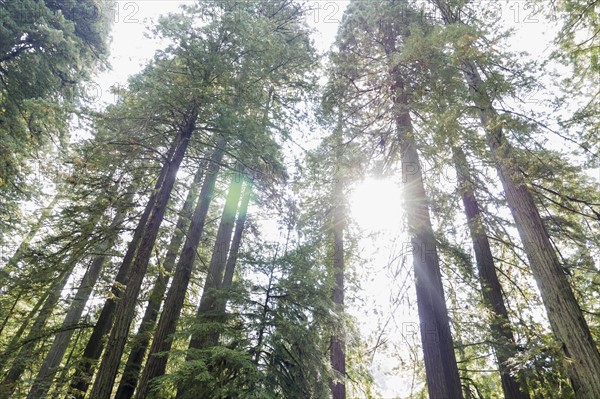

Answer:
[0,1,599,399]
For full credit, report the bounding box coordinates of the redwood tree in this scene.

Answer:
[432,1,600,396]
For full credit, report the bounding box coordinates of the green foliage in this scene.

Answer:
[0,0,112,237]
[1,0,599,398]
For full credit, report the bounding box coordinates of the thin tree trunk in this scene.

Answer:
[53,316,85,397]
[134,137,226,399]
[0,264,75,398]
[251,229,294,369]
[0,292,20,339]
[68,131,178,399]
[178,179,251,393]
[26,197,132,399]
[89,112,197,399]
[217,180,252,312]
[0,291,49,369]
[186,167,244,352]
[0,194,109,397]
[329,140,346,399]
[0,194,60,291]
[392,74,463,398]
[452,146,531,399]
[0,195,60,338]
[113,167,205,399]
[252,253,278,366]
[172,169,243,399]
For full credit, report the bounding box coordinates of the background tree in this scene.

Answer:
[0,0,112,238]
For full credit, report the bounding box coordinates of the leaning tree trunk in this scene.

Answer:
[392,74,463,398]
[89,112,197,399]
[0,262,76,398]
[186,167,244,352]
[134,137,226,399]
[452,146,531,399]
[0,196,110,398]
[0,290,48,369]
[0,292,21,340]
[113,167,205,399]
[428,2,600,390]
[172,168,244,399]
[68,127,178,399]
[0,194,60,339]
[0,194,59,292]
[26,194,133,399]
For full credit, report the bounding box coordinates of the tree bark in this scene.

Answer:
[26,198,132,399]
[464,59,600,399]
[0,292,21,341]
[67,128,178,399]
[392,75,463,398]
[113,167,205,399]
[186,167,244,352]
[452,146,530,399]
[329,130,346,399]
[134,137,226,399]
[434,3,600,396]
[89,112,197,399]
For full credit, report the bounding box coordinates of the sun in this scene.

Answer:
[349,177,404,232]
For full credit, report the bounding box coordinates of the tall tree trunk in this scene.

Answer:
[329,126,346,399]
[68,130,179,399]
[134,137,226,399]
[186,167,244,352]
[392,74,463,398]
[464,58,600,398]
[250,230,291,367]
[26,196,132,399]
[452,146,531,399]
[89,112,197,399]
[113,167,204,399]
[173,169,244,399]
[431,4,600,391]
[0,263,75,398]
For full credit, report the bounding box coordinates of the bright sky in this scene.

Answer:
[91,0,348,108]
[88,1,582,397]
